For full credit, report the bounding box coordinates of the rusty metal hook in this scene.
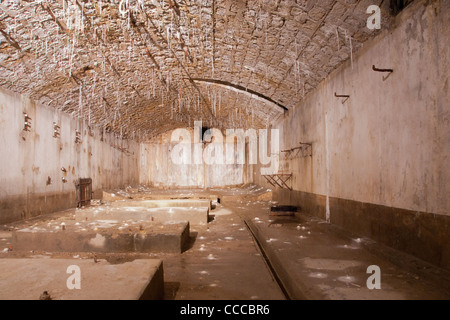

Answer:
[335,92,350,104]
[372,65,394,81]
[23,113,32,131]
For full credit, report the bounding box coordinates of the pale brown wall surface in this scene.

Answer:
[139,129,254,188]
[255,0,449,268]
[257,0,449,216]
[0,88,139,224]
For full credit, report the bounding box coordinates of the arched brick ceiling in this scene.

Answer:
[0,0,389,141]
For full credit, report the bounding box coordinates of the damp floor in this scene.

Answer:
[1,186,449,300]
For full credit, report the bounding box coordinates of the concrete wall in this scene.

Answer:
[255,0,449,268]
[0,88,139,224]
[139,130,254,188]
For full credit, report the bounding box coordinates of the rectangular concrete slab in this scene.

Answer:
[76,206,209,226]
[0,231,12,239]
[102,191,218,204]
[0,258,164,300]
[12,221,190,254]
[220,190,273,204]
[110,199,213,211]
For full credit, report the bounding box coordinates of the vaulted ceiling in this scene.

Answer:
[0,0,390,141]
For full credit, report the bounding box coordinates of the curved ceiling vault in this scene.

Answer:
[0,0,390,141]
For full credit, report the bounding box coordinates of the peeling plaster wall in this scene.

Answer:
[255,0,449,268]
[0,88,139,224]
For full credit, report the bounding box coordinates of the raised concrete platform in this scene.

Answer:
[12,220,190,254]
[76,206,210,226]
[111,199,211,210]
[109,199,212,211]
[0,258,164,300]
[218,185,273,204]
[103,190,218,203]
[245,214,450,300]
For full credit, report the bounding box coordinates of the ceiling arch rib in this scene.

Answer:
[192,78,289,112]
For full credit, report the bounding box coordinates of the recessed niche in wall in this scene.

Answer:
[201,127,211,142]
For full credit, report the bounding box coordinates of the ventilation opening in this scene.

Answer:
[390,0,415,15]
[201,127,211,142]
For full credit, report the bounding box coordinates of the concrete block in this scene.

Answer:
[12,222,190,254]
[0,259,164,300]
[110,199,213,211]
[220,190,273,204]
[76,206,210,226]
[102,191,130,201]
[113,189,219,202]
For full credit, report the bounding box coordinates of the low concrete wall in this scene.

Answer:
[0,191,76,223]
[274,188,450,270]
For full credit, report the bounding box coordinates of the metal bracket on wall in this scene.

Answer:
[53,122,60,138]
[23,113,32,132]
[335,92,350,104]
[281,143,313,160]
[262,174,293,191]
[372,65,394,81]
[75,130,82,144]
